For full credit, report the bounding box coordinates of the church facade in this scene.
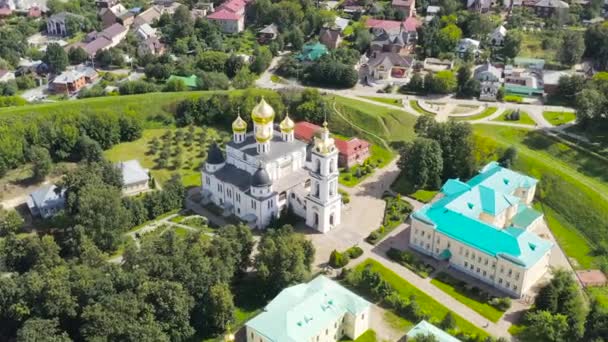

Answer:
[200,98,342,232]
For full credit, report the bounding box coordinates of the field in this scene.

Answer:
[451,107,498,121]
[519,31,559,65]
[354,259,489,339]
[104,127,224,187]
[360,96,403,108]
[473,124,608,268]
[543,111,576,126]
[391,173,439,203]
[340,330,378,342]
[492,110,536,125]
[330,96,418,146]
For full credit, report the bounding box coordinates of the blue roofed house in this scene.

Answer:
[116,159,150,195]
[410,162,552,297]
[246,275,371,342]
[27,184,66,219]
[406,320,460,341]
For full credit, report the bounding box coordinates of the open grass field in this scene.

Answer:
[492,110,536,125]
[543,111,576,126]
[354,259,489,339]
[104,127,223,188]
[519,31,559,65]
[339,145,396,187]
[430,277,505,322]
[473,125,608,268]
[588,287,608,307]
[409,100,435,115]
[391,173,438,203]
[330,96,417,146]
[451,107,498,121]
[360,96,403,108]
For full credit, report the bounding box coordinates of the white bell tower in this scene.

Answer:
[305,121,341,233]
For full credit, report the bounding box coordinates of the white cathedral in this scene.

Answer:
[200,98,342,232]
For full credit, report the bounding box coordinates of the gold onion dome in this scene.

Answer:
[232,113,247,133]
[252,97,275,124]
[255,129,272,143]
[314,121,335,155]
[279,113,295,132]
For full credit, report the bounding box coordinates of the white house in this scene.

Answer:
[410,162,552,297]
[201,98,342,232]
[367,52,414,83]
[475,62,502,101]
[246,275,371,342]
[135,23,157,40]
[27,184,66,219]
[206,0,250,33]
[455,38,481,59]
[489,25,507,46]
[116,159,150,195]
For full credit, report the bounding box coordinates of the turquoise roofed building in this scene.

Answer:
[245,275,371,342]
[296,42,329,62]
[410,162,553,298]
[406,320,460,342]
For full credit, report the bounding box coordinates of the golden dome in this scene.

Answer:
[232,113,247,133]
[279,113,295,132]
[255,129,272,143]
[314,121,336,155]
[252,97,275,124]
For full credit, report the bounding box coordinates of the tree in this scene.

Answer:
[75,135,103,163]
[406,73,424,93]
[457,66,472,96]
[502,31,522,59]
[16,318,70,342]
[440,312,456,330]
[145,63,172,81]
[216,224,254,276]
[584,22,608,70]
[255,225,315,297]
[224,54,244,78]
[430,70,457,94]
[558,31,585,67]
[354,27,372,53]
[44,43,68,73]
[499,146,517,168]
[523,311,569,342]
[197,72,230,90]
[29,146,52,181]
[555,75,585,105]
[232,67,256,89]
[398,138,443,189]
[199,282,234,333]
[68,46,88,65]
[0,209,23,236]
[410,333,439,342]
[250,46,272,74]
[197,51,229,72]
[164,78,187,92]
[437,24,462,53]
[584,300,608,341]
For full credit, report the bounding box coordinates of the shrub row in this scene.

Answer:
[386,248,435,278]
[329,246,364,268]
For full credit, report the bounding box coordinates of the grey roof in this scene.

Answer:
[534,0,569,7]
[335,17,349,31]
[226,130,308,163]
[475,62,501,79]
[213,163,252,191]
[207,143,225,164]
[116,160,149,186]
[259,23,278,35]
[49,11,83,21]
[368,52,413,68]
[320,27,341,44]
[101,23,127,39]
[252,166,272,187]
[371,27,415,48]
[29,184,65,209]
[83,37,112,55]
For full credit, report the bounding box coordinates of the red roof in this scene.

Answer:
[0,7,12,16]
[207,8,240,20]
[28,6,42,17]
[366,17,419,32]
[219,0,247,12]
[294,121,371,157]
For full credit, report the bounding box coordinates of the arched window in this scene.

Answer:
[315,183,320,198]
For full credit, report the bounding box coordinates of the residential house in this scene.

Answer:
[341,0,366,14]
[406,321,460,342]
[475,62,502,101]
[27,184,66,219]
[206,0,250,33]
[0,69,15,82]
[504,57,544,96]
[80,23,128,56]
[138,36,165,56]
[99,3,135,28]
[367,52,413,82]
[16,59,49,77]
[392,0,415,17]
[334,17,349,32]
[116,159,150,195]
[367,18,419,56]
[425,5,440,22]
[2,0,48,13]
[455,38,481,59]
[46,12,84,36]
[246,276,371,342]
[296,42,329,62]
[49,66,98,94]
[529,0,569,18]
[0,5,12,16]
[133,5,162,27]
[294,122,372,168]
[153,0,181,15]
[166,74,198,89]
[135,23,157,40]
[95,0,119,9]
[410,162,552,297]
[319,27,342,50]
[543,70,569,95]
[489,25,507,46]
[467,0,492,12]
[257,23,278,43]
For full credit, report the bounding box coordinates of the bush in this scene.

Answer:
[329,249,350,268]
[366,231,381,244]
[347,246,364,259]
[503,95,523,103]
[489,297,512,311]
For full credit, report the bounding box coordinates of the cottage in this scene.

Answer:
[425,5,440,22]
[49,66,97,94]
[46,12,84,36]
[0,6,12,16]
[489,25,507,46]
[80,23,128,56]
[367,52,413,82]
[504,57,544,96]
[246,276,371,342]
[135,23,157,40]
[138,36,165,56]
[341,0,366,14]
[475,62,502,101]
[257,23,278,43]
[467,0,492,12]
[319,27,342,49]
[95,0,119,9]
[543,70,570,95]
[367,18,419,56]
[116,159,150,195]
[455,38,481,59]
[391,0,415,17]
[27,184,66,219]
[133,5,162,27]
[206,0,250,33]
[529,0,569,18]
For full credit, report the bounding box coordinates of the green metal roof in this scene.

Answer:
[246,275,370,342]
[412,162,552,268]
[296,42,329,62]
[406,320,460,342]
[504,84,543,95]
[166,74,198,88]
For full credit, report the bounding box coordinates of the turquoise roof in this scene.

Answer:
[296,42,329,62]
[167,74,198,88]
[406,320,460,342]
[412,162,552,268]
[246,275,370,342]
[441,179,470,196]
[511,206,543,229]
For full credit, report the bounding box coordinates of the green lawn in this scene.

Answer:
[104,128,220,187]
[355,259,489,339]
[492,110,536,125]
[430,276,505,322]
[340,330,377,342]
[339,144,396,187]
[543,111,576,126]
[588,287,608,307]
[473,125,608,267]
[391,173,438,203]
[519,31,559,65]
[360,96,403,108]
[409,100,435,115]
[451,107,498,121]
[330,96,417,145]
